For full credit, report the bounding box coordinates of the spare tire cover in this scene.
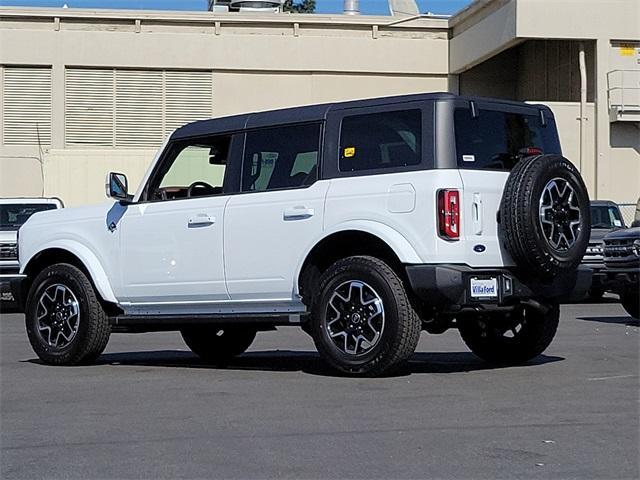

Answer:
[499,155,591,279]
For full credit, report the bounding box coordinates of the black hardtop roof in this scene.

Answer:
[172,92,549,140]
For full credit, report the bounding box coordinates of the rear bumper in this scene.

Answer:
[405,264,592,308]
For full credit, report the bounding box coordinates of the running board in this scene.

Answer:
[109,312,307,332]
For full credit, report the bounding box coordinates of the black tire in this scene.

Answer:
[620,293,639,319]
[500,155,590,279]
[458,303,560,365]
[181,326,256,364]
[309,256,421,376]
[25,263,111,365]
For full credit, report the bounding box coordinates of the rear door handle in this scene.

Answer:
[283,206,315,221]
[188,214,215,228]
[472,193,483,235]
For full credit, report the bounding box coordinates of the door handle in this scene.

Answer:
[188,214,215,228]
[472,193,483,235]
[283,206,315,221]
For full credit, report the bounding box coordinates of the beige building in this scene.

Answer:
[0,0,638,207]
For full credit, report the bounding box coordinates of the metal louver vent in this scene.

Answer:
[64,68,214,148]
[165,70,213,136]
[65,69,114,146]
[115,70,163,148]
[2,67,52,145]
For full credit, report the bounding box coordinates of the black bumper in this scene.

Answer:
[0,272,26,309]
[405,264,592,308]
[594,268,639,295]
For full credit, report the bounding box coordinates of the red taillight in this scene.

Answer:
[519,146,543,156]
[438,189,460,240]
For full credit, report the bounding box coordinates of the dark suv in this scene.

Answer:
[583,200,626,299]
[599,227,640,319]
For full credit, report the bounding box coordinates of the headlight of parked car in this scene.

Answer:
[633,239,640,257]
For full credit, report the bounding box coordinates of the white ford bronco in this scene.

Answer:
[13,93,592,376]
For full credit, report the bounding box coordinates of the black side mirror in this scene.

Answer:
[106,172,132,203]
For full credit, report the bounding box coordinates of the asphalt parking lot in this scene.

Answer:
[1,300,638,480]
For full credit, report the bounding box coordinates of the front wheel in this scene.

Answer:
[309,256,421,377]
[25,263,111,365]
[181,326,256,364]
[458,303,560,365]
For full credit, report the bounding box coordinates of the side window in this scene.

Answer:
[339,109,422,173]
[454,108,561,171]
[147,135,231,201]
[242,123,321,192]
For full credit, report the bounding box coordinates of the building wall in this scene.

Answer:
[0,9,449,205]
[452,0,640,205]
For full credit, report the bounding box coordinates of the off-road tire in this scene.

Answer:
[310,256,421,377]
[500,155,590,279]
[458,303,560,365]
[181,326,257,364]
[620,293,639,319]
[25,263,111,365]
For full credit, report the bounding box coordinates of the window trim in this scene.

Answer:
[238,121,324,195]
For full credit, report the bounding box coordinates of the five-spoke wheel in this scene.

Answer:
[35,284,81,349]
[25,263,111,365]
[310,256,421,376]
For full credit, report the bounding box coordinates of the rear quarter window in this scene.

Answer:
[339,109,422,173]
[454,107,561,171]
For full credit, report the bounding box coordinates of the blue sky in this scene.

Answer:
[0,0,472,15]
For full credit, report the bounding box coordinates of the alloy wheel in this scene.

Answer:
[324,280,385,356]
[539,177,582,251]
[36,284,80,349]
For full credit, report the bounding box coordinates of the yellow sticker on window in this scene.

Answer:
[620,45,636,56]
[344,147,356,158]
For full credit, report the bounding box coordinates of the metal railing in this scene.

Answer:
[607,70,640,113]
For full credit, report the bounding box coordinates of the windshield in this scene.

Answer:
[0,204,57,230]
[590,205,624,229]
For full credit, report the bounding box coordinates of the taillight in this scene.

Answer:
[438,189,460,240]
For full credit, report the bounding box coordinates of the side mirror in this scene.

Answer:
[106,172,132,203]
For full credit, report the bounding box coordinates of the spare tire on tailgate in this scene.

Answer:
[499,155,590,279]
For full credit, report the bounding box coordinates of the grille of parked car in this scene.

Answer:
[604,238,640,267]
[0,243,18,261]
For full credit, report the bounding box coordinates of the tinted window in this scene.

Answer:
[339,110,422,173]
[148,135,230,201]
[454,108,560,170]
[242,123,320,192]
[0,204,56,230]
[591,205,624,229]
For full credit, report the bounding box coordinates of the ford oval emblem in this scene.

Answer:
[473,244,486,253]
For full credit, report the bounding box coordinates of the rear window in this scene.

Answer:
[0,204,57,230]
[339,109,422,173]
[454,108,560,171]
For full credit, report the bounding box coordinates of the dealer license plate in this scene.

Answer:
[470,277,498,298]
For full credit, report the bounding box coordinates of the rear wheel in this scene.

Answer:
[25,263,111,365]
[310,256,421,377]
[458,303,560,365]
[181,326,256,364]
[620,293,639,319]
